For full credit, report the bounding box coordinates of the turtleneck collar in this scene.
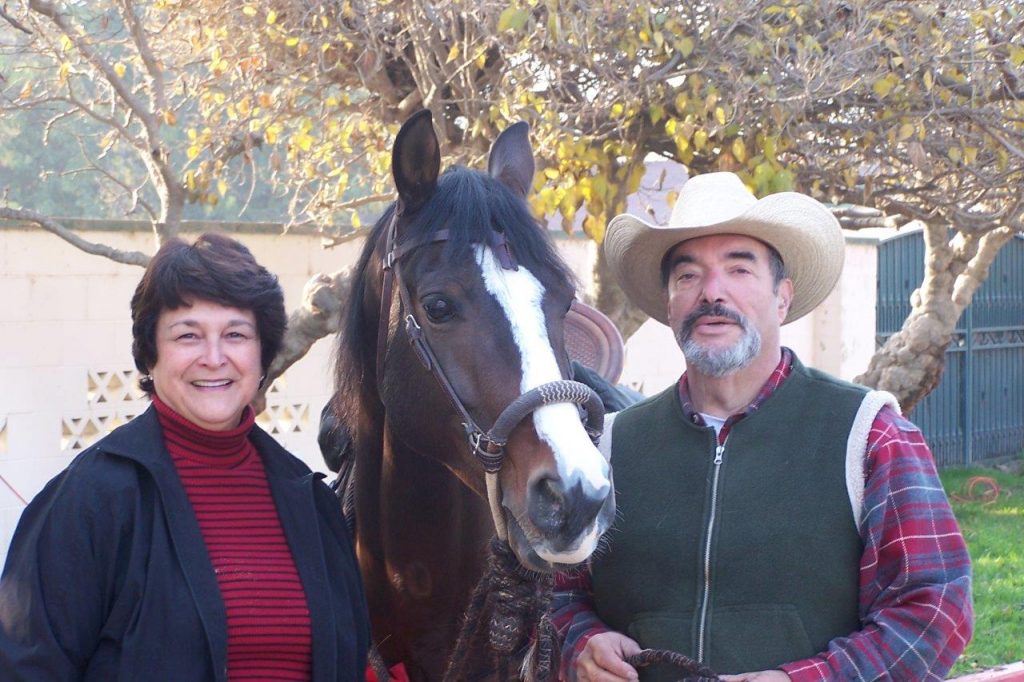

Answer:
[152,394,256,468]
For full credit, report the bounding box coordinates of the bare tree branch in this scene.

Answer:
[0,207,151,266]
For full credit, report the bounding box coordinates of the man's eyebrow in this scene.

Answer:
[667,253,696,271]
[725,250,758,262]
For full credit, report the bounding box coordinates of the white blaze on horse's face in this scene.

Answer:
[477,246,612,561]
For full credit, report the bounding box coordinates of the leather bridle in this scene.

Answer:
[374,208,605,540]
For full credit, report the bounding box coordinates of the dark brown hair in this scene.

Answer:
[130,233,286,393]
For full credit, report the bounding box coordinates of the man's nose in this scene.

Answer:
[700,271,726,303]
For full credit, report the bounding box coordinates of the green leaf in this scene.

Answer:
[498,8,529,33]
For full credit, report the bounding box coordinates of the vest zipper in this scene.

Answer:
[697,441,726,663]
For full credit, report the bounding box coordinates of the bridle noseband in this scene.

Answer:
[375,210,605,540]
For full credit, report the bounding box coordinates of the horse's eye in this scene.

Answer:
[422,295,456,323]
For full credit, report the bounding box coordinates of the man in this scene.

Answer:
[552,172,972,681]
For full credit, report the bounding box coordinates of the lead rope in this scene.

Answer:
[624,650,720,681]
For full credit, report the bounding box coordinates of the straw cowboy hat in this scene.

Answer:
[604,171,844,325]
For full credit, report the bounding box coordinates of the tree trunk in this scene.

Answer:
[856,223,1014,414]
[592,246,649,342]
[258,266,355,404]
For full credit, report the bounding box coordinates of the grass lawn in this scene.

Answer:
[940,461,1024,677]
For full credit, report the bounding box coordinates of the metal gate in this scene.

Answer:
[875,231,1024,468]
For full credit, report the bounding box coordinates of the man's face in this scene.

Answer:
[665,234,792,377]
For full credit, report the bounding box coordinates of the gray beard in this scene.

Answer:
[676,303,762,378]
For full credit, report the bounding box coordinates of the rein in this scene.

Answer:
[375,209,605,540]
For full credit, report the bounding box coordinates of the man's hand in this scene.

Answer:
[720,671,791,681]
[574,631,643,681]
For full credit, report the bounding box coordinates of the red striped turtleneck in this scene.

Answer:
[153,395,313,680]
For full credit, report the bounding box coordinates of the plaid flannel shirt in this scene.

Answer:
[551,349,973,681]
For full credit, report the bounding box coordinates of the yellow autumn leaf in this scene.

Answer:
[582,215,604,243]
[242,5,257,16]
[897,123,914,141]
[873,74,897,98]
[267,10,277,24]
[187,145,201,160]
[694,129,708,150]
[714,107,726,125]
[731,138,747,163]
[947,147,962,164]
[446,45,459,63]
[292,131,314,151]
[1009,44,1024,68]
[18,81,32,99]
[58,62,70,85]
[678,36,694,57]
[217,179,228,197]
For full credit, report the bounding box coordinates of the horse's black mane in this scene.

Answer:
[334,165,576,424]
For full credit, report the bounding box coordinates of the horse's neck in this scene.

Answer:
[354,424,494,675]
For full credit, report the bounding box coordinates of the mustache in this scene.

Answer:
[680,302,746,340]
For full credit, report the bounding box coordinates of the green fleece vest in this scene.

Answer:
[592,358,867,679]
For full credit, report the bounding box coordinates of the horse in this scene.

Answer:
[332,110,616,680]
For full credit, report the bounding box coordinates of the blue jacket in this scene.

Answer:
[0,405,369,681]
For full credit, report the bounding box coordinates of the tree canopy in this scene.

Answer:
[3,0,1022,411]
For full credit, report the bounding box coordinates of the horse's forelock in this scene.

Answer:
[413,168,576,292]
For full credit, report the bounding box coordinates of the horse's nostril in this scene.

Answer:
[528,476,607,541]
[528,476,566,534]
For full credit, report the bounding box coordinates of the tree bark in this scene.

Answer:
[264,266,355,387]
[592,246,649,342]
[855,224,1015,414]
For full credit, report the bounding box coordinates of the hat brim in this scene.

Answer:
[565,300,624,383]
[604,192,843,325]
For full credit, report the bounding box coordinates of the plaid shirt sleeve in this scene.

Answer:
[781,405,974,681]
[550,568,608,681]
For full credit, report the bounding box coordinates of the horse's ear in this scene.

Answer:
[488,121,534,200]
[393,109,441,215]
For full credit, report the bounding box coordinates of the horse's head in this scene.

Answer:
[345,110,614,572]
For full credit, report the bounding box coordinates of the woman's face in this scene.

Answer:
[150,299,262,431]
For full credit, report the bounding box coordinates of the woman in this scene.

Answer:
[0,233,369,681]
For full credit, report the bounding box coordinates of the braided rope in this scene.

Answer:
[625,649,720,682]
[488,379,604,446]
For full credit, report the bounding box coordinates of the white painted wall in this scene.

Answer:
[0,224,597,566]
